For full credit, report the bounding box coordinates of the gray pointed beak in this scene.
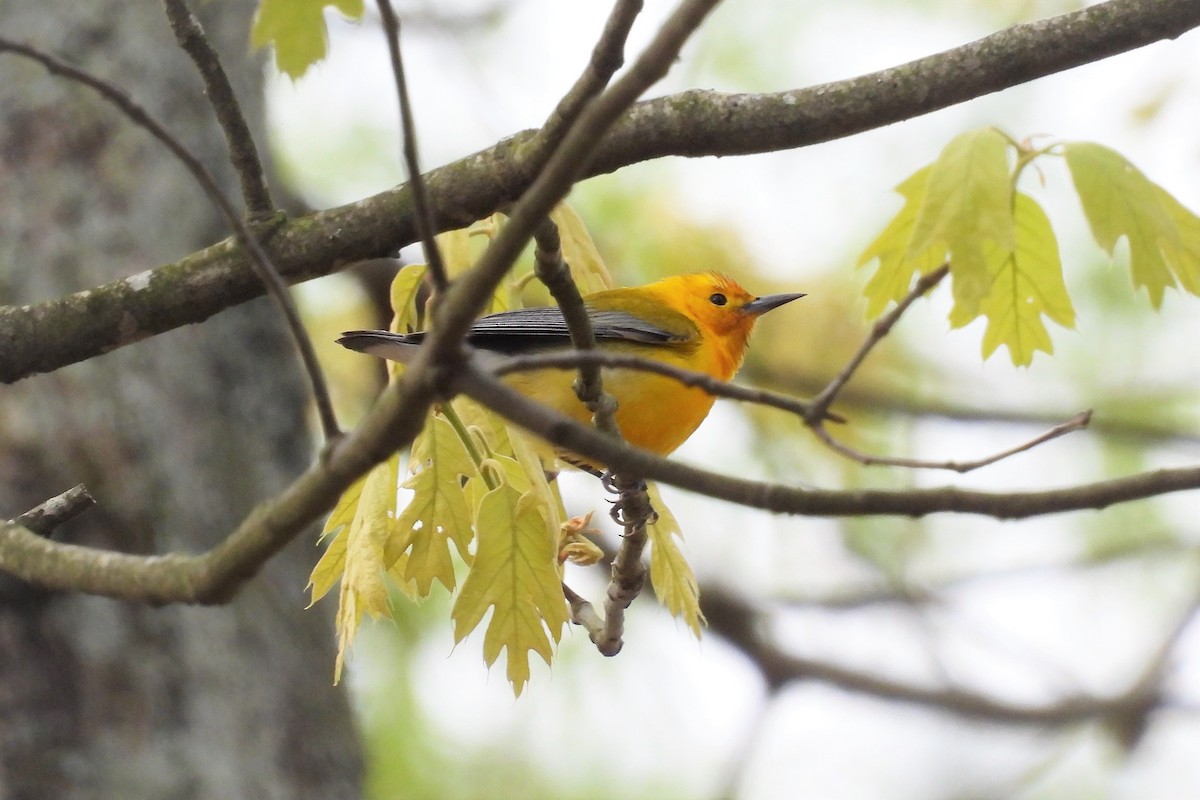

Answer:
[743,292,805,316]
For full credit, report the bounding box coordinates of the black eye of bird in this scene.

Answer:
[709,292,728,306]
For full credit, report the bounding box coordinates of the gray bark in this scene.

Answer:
[0,3,361,799]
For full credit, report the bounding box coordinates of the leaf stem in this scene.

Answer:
[441,403,499,491]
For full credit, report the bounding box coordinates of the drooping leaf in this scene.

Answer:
[451,486,568,696]
[960,193,1076,366]
[331,455,399,683]
[1064,142,1200,307]
[250,0,365,79]
[645,483,704,639]
[307,524,347,607]
[389,415,477,594]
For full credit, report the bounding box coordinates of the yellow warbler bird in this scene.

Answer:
[339,272,802,467]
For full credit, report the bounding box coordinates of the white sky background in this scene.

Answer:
[268,1,1200,797]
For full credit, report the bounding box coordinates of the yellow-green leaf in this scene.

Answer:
[436,226,474,278]
[389,415,476,594]
[389,263,427,336]
[319,470,368,541]
[506,424,565,530]
[969,193,1075,366]
[307,524,347,606]
[451,486,568,696]
[551,203,615,294]
[1064,142,1199,307]
[332,457,398,683]
[1157,187,1200,296]
[448,397,514,467]
[250,0,365,79]
[911,128,1015,321]
[858,166,946,317]
[645,483,704,639]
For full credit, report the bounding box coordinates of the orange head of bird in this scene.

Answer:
[644,272,804,365]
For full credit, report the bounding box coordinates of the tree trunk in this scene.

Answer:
[0,3,362,798]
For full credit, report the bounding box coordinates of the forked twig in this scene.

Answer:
[806,264,950,424]
[803,263,1089,471]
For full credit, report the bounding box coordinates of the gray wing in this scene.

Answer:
[340,307,689,360]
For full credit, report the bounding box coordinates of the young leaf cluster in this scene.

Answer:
[310,210,705,695]
[859,128,1200,366]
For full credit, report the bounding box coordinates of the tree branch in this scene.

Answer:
[456,359,1200,519]
[701,587,1164,727]
[0,371,437,603]
[4,0,1196,382]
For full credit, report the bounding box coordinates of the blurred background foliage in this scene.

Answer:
[279,0,1200,797]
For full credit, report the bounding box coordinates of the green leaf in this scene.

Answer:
[909,128,1015,321]
[645,483,704,639]
[1064,142,1200,307]
[858,166,947,318]
[251,0,365,79]
[389,415,477,595]
[451,487,568,697]
[965,193,1076,366]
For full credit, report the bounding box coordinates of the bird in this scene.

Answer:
[338,272,803,470]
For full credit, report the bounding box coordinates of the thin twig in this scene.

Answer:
[12,485,96,537]
[802,264,1089,471]
[160,0,274,215]
[491,349,843,422]
[0,38,341,442]
[376,0,449,292]
[811,409,1093,473]
[806,264,950,424]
